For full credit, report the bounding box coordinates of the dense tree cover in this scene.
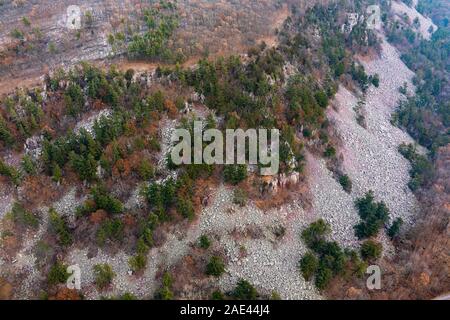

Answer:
[160,49,304,173]
[127,1,181,62]
[285,75,329,128]
[417,0,450,28]
[398,143,435,190]
[47,64,124,107]
[175,54,283,128]
[143,170,201,225]
[0,2,398,299]
[39,65,168,185]
[64,83,85,117]
[280,4,377,90]
[0,90,44,148]
[299,218,372,290]
[167,117,215,178]
[354,191,390,239]
[387,3,450,155]
[41,113,128,183]
[300,219,346,290]
[76,185,124,216]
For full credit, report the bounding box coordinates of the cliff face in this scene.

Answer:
[0,0,125,89]
[0,0,293,94]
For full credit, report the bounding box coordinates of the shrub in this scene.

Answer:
[138,159,155,180]
[300,220,349,289]
[354,191,390,239]
[231,279,258,300]
[120,292,137,300]
[223,164,247,185]
[299,252,319,281]
[177,198,195,220]
[127,5,180,62]
[399,82,408,95]
[232,188,248,207]
[315,265,333,290]
[347,250,368,278]
[48,262,69,285]
[271,291,281,300]
[206,256,225,277]
[324,146,336,158]
[96,218,124,246]
[22,16,31,26]
[21,155,36,175]
[0,115,15,146]
[0,160,21,185]
[48,208,72,246]
[64,83,85,117]
[350,63,369,91]
[11,28,24,39]
[199,235,211,249]
[211,290,225,300]
[91,185,124,215]
[301,219,330,250]
[155,272,174,300]
[339,174,352,193]
[273,225,286,239]
[371,74,380,87]
[10,202,39,228]
[52,164,62,183]
[315,90,329,108]
[93,263,115,290]
[360,240,382,261]
[128,254,147,272]
[398,143,434,191]
[318,241,346,274]
[302,128,312,138]
[387,218,403,239]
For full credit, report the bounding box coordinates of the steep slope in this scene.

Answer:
[0,0,293,95]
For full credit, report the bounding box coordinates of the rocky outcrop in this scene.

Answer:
[261,171,300,194]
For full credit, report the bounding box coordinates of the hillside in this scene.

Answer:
[0,0,448,301]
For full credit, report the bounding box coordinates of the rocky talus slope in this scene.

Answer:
[308,36,420,252]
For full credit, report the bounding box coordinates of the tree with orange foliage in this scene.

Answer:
[165,99,178,119]
[49,288,81,300]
